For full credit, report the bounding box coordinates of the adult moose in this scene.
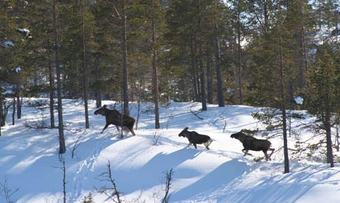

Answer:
[231,131,274,161]
[94,105,136,136]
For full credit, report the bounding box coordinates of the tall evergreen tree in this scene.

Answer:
[306,45,338,167]
[151,0,161,128]
[81,0,90,129]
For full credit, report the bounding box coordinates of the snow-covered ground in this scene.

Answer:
[1,99,340,203]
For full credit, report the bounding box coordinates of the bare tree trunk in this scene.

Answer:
[336,10,339,45]
[197,0,207,111]
[122,0,129,116]
[53,0,66,154]
[48,41,55,128]
[206,52,213,104]
[12,97,15,125]
[279,36,289,174]
[94,54,102,108]
[213,0,224,107]
[214,36,225,107]
[237,6,243,104]
[62,157,66,203]
[81,0,89,128]
[152,0,160,129]
[336,123,339,152]
[199,52,207,111]
[263,0,269,32]
[325,95,334,167]
[190,34,199,101]
[16,88,21,119]
[0,94,3,136]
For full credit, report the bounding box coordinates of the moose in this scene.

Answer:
[230,131,275,161]
[178,127,213,150]
[94,105,136,136]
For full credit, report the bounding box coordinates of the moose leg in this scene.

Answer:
[193,143,197,149]
[263,150,269,161]
[204,140,212,150]
[242,149,252,156]
[101,123,110,133]
[242,149,248,156]
[268,148,275,160]
[115,125,120,131]
[129,127,136,136]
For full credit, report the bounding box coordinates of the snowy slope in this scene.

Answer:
[0,99,339,203]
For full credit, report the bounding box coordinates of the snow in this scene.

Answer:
[17,28,30,34]
[15,66,22,73]
[1,40,15,48]
[1,99,340,203]
[0,82,16,96]
[294,96,304,105]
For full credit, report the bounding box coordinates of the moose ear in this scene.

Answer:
[103,105,107,108]
[184,127,189,130]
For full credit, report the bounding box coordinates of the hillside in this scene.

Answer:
[1,99,340,203]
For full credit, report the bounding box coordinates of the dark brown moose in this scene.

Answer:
[178,127,213,150]
[94,105,136,136]
[230,131,274,161]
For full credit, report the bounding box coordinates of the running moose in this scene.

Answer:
[94,105,136,136]
[230,131,274,161]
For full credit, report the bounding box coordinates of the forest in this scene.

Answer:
[0,0,340,202]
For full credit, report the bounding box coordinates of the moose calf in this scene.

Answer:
[94,105,136,136]
[178,127,213,150]
[230,131,274,161]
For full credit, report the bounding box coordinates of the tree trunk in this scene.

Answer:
[197,0,206,110]
[199,51,207,111]
[122,0,129,116]
[16,88,21,119]
[12,97,16,125]
[53,0,66,154]
[279,36,290,173]
[151,0,160,129]
[263,0,269,32]
[206,52,213,104]
[213,0,224,107]
[190,34,199,101]
[336,123,339,152]
[214,36,225,107]
[81,0,89,128]
[48,43,55,128]
[237,7,243,104]
[0,95,3,136]
[296,2,306,88]
[325,96,334,167]
[94,54,102,108]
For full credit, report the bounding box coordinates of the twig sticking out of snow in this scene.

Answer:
[152,130,161,145]
[189,109,204,120]
[97,161,122,203]
[0,178,18,203]
[161,168,174,203]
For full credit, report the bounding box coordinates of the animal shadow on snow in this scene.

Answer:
[108,147,201,194]
[172,159,249,201]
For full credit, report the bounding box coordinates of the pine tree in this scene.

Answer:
[306,45,338,167]
[151,0,161,128]
[81,0,90,129]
